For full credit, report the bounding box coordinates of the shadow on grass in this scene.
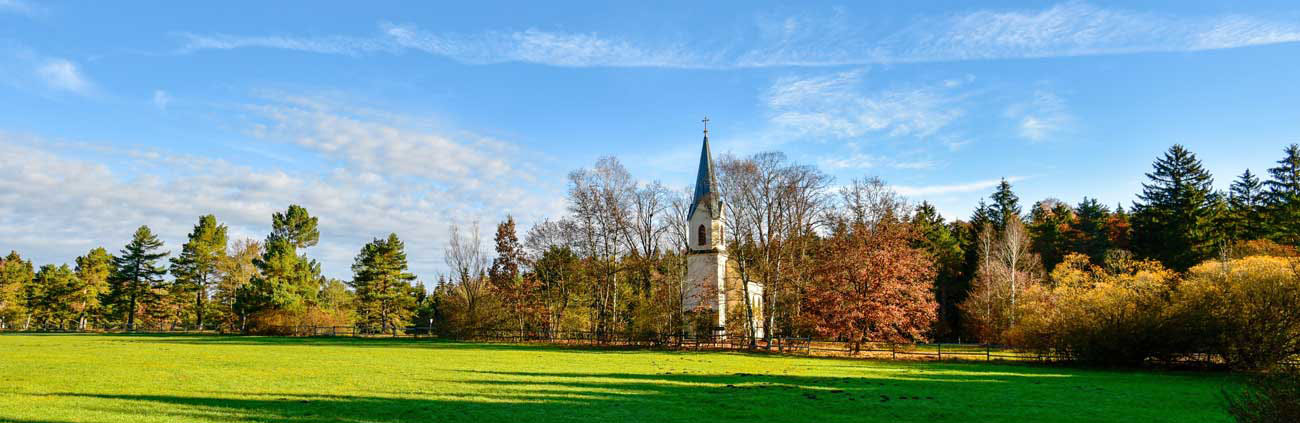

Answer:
[28,369,1116,423]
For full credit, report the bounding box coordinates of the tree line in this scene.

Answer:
[2,144,1299,367]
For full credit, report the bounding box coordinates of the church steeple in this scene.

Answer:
[689,118,719,220]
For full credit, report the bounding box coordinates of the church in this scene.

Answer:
[682,122,765,339]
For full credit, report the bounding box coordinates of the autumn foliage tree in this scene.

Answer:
[805,219,937,354]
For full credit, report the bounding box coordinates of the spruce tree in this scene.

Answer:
[109,226,169,331]
[1131,145,1216,271]
[1072,198,1114,263]
[989,178,1023,230]
[911,202,965,339]
[170,215,229,330]
[1265,144,1300,245]
[349,233,417,334]
[1226,170,1268,242]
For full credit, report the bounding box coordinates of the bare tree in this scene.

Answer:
[567,157,634,337]
[445,221,493,334]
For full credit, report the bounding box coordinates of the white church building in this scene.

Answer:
[682,124,765,339]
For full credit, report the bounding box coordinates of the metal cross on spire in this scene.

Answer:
[702,116,709,134]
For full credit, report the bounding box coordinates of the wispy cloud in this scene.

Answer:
[35,59,92,94]
[764,69,968,139]
[1006,89,1072,142]
[152,90,172,110]
[895,176,1026,197]
[174,2,1300,68]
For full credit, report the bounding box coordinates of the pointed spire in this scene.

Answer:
[689,120,719,220]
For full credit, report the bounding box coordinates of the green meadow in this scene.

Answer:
[1,334,1237,422]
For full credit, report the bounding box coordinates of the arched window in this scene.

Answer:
[697,224,708,246]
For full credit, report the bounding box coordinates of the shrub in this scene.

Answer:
[1178,256,1300,370]
[1008,253,1182,365]
[1225,368,1300,423]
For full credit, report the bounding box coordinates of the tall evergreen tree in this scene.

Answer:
[28,264,79,329]
[0,251,34,329]
[989,178,1023,230]
[1131,145,1216,271]
[1265,144,1300,245]
[1071,198,1114,263]
[249,205,323,315]
[109,226,169,331]
[349,233,417,334]
[489,216,525,289]
[1226,170,1268,242]
[1028,199,1074,271]
[170,215,229,330]
[911,202,965,339]
[73,247,113,330]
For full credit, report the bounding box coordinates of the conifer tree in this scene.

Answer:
[349,233,417,334]
[109,226,169,331]
[911,202,965,338]
[73,247,113,330]
[1226,170,1268,242]
[28,264,79,329]
[989,179,1023,230]
[1071,198,1114,263]
[1265,144,1300,245]
[1131,145,1216,271]
[249,205,323,315]
[170,215,229,330]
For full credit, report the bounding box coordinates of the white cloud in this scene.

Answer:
[895,176,1026,196]
[35,59,91,94]
[764,69,967,139]
[153,90,172,110]
[0,96,563,279]
[174,3,1300,68]
[1006,90,1071,141]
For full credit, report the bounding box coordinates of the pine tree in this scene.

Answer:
[1265,144,1300,245]
[1131,145,1216,271]
[250,206,323,315]
[349,233,417,334]
[1226,170,1268,242]
[0,251,35,329]
[109,226,169,331]
[1028,199,1074,271]
[28,264,79,329]
[170,215,229,330]
[1071,198,1114,263]
[73,247,113,330]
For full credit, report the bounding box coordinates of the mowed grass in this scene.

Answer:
[1,334,1237,423]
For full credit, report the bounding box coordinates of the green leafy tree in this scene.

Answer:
[1265,144,1300,245]
[73,247,113,330]
[215,239,260,332]
[349,233,417,334]
[0,251,35,329]
[170,215,229,330]
[1131,145,1216,271]
[109,226,169,331]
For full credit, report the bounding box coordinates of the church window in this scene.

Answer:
[697,224,707,246]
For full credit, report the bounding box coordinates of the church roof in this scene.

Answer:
[689,132,719,220]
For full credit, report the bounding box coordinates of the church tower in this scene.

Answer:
[683,120,729,334]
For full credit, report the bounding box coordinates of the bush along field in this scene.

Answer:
[1,334,1238,423]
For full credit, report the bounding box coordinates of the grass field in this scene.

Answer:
[1,334,1239,422]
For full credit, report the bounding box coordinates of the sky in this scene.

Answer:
[2,0,1299,280]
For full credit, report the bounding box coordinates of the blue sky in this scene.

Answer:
[2,0,1299,279]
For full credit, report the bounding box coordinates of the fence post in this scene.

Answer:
[937,343,942,361]
[891,343,896,360]
[986,344,991,361]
